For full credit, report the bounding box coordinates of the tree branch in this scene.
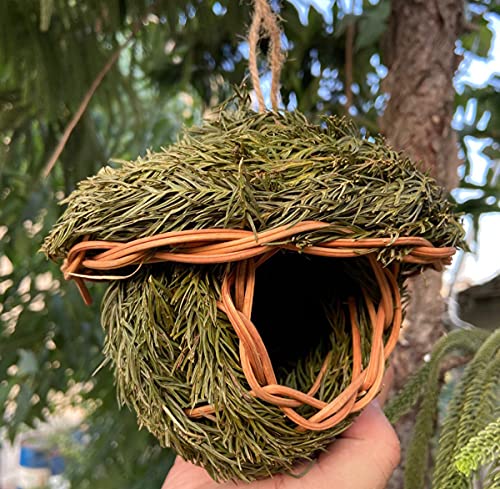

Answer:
[345,21,355,112]
[42,29,138,178]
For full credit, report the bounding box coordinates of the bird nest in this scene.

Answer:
[42,106,463,481]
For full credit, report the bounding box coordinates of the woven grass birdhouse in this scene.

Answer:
[42,103,463,481]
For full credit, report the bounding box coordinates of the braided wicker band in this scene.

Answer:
[62,220,455,431]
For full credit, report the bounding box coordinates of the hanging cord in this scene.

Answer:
[248,0,284,112]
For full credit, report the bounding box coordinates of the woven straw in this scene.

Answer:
[43,106,462,481]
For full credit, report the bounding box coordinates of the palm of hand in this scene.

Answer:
[163,400,400,489]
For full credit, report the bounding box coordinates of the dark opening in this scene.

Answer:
[251,251,362,376]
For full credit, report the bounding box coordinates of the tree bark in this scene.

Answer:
[379,1,463,487]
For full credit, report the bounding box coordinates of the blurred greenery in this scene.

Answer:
[0,1,498,487]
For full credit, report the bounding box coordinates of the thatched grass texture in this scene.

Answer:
[43,106,463,481]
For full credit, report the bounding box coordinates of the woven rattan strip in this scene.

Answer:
[63,220,455,431]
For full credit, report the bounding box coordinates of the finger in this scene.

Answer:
[292,402,400,489]
[163,456,219,489]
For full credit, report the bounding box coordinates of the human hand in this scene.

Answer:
[163,369,400,489]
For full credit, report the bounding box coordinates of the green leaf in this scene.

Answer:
[0,379,14,410]
[9,382,34,439]
[461,18,493,57]
[355,1,391,51]
[482,144,500,161]
[39,0,54,32]
[17,349,39,376]
[334,14,357,39]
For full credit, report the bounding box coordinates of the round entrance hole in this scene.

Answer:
[251,250,374,380]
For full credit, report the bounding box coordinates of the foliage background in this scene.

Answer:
[0,1,498,488]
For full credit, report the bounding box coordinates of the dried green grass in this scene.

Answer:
[42,102,463,481]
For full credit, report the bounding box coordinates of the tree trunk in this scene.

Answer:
[379,1,463,487]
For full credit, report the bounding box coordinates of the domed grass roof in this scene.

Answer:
[42,106,463,481]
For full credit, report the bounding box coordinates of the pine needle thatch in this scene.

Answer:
[42,102,463,481]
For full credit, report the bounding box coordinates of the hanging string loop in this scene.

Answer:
[248,0,284,112]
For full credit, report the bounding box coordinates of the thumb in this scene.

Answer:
[305,401,400,489]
